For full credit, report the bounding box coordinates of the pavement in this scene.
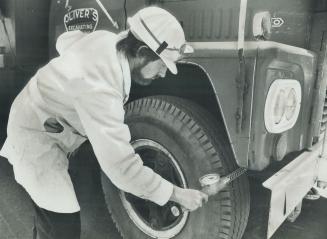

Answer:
[0,128,327,239]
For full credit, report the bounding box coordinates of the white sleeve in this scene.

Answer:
[73,87,173,206]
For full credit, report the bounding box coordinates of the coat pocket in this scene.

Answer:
[44,117,87,157]
[43,117,64,133]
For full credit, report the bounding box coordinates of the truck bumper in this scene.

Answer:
[263,140,327,239]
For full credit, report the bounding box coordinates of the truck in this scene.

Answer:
[0,0,327,238]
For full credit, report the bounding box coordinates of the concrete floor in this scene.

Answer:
[0,138,327,239]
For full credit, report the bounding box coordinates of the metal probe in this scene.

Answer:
[171,168,247,216]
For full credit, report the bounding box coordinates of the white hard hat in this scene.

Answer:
[127,6,193,75]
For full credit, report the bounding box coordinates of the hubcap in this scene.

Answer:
[120,139,189,238]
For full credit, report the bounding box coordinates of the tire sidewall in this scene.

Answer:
[101,96,249,239]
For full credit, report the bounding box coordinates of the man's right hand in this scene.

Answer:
[169,186,209,211]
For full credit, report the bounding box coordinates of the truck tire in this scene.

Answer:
[101,96,250,239]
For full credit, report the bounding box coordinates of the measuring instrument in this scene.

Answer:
[170,167,247,216]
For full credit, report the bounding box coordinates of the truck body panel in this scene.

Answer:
[0,0,324,170]
[185,41,316,169]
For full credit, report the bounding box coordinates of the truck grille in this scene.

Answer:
[321,90,327,134]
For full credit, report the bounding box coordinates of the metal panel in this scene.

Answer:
[0,70,15,118]
[199,58,253,168]
[315,0,327,12]
[308,12,327,143]
[14,0,51,66]
[157,0,313,48]
[0,0,50,67]
[188,41,315,169]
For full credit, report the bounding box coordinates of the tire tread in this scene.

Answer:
[105,96,250,239]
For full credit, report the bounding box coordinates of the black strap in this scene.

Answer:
[156,41,168,54]
[140,17,171,55]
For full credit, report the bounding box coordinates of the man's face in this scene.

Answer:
[131,58,168,86]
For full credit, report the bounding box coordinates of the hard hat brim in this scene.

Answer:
[161,57,178,75]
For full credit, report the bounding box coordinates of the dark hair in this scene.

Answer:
[116,31,159,61]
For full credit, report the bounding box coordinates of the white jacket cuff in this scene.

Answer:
[145,179,173,206]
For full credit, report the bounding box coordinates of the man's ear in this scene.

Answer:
[136,45,150,58]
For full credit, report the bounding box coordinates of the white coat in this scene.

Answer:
[0,30,173,213]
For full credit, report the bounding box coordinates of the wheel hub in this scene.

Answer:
[120,139,189,238]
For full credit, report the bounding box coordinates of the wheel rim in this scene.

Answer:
[120,139,189,238]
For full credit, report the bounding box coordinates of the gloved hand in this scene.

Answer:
[169,185,208,211]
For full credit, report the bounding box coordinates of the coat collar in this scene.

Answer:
[118,51,131,104]
[117,31,131,104]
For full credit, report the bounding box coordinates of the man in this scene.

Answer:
[0,6,208,239]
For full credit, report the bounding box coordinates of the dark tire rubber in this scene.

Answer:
[101,96,250,239]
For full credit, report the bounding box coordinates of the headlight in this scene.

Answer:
[264,80,301,134]
[273,89,286,124]
[285,89,297,120]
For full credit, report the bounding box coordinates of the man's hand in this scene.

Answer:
[169,186,209,211]
[201,177,228,196]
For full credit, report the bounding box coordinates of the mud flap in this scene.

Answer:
[262,142,322,239]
